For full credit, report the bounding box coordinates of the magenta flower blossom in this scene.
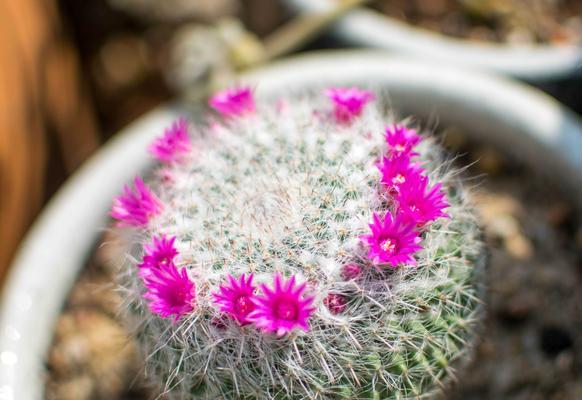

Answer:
[148,118,192,163]
[377,154,424,194]
[396,174,449,226]
[248,274,315,337]
[341,263,362,281]
[142,263,195,321]
[139,235,178,273]
[385,124,422,156]
[110,177,163,227]
[323,293,347,315]
[208,86,255,117]
[325,87,374,123]
[360,212,423,267]
[213,274,257,325]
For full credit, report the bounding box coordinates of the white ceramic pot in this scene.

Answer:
[1,51,581,400]
[285,0,582,81]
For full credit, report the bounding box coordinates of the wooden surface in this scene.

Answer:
[0,0,100,284]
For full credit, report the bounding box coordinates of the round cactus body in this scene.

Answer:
[112,87,484,399]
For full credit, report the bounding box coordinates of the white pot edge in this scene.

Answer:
[285,0,582,80]
[1,51,581,400]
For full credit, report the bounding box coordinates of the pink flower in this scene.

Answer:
[148,118,192,163]
[377,154,424,194]
[208,86,255,117]
[139,235,178,273]
[110,177,163,227]
[142,263,195,321]
[341,263,362,281]
[325,87,374,123]
[213,274,257,325]
[396,174,449,226]
[385,124,422,156]
[248,274,315,337]
[360,212,423,267]
[323,293,347,314]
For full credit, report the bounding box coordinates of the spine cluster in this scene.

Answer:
[111,86,483,399]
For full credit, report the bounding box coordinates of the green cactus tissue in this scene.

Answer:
[111,86,485,399]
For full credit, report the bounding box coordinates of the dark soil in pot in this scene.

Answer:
[370,0,582,45]
[44,130,582,400]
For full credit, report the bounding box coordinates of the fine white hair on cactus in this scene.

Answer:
[115,88,484,399]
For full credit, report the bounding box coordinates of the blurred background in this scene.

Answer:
[1,0,581,399]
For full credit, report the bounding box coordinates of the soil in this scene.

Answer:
[44,132,582,399]
[370,0,582,45]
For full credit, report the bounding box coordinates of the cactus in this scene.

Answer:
[111,86,484,399]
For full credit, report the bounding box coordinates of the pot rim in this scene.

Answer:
[285,0,582,80]
[1,51,581,400]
